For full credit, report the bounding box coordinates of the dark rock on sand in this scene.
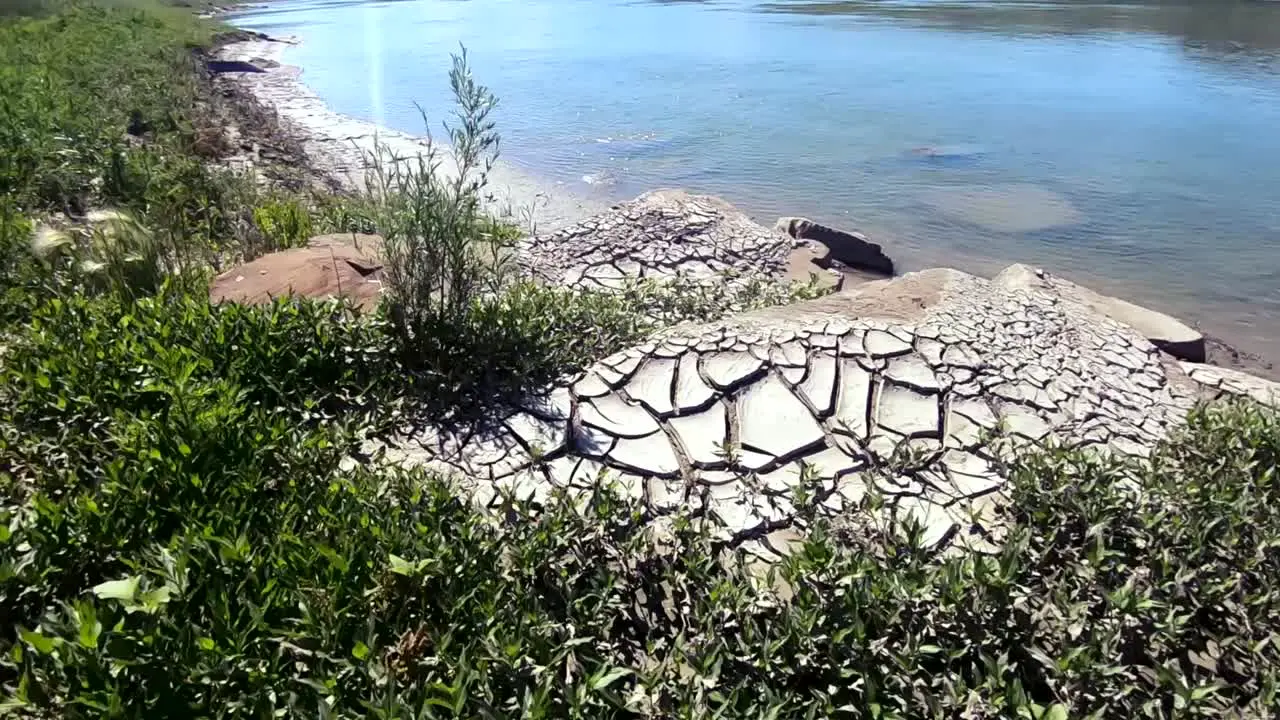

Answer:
[206,59,265,74]
[774,217,894,276]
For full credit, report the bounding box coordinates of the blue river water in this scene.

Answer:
[231,0,1280,359]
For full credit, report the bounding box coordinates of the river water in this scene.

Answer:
[230,0,1280,360]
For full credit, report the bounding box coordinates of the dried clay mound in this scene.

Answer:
[517,189,837,290]
[375,266,1280,560]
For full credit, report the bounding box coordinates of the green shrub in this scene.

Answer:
[4,5,1278,719]
[0,3,213,211]
[0,288,393,478]
[251,195,314,254]
[2,269,1279,719]
[4,318,1280,719]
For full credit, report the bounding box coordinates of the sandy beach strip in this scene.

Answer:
[217,35,607,233]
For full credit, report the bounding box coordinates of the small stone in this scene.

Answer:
[799,446,862,479]
[952,398,998,428]
[770,340,808,367]
[837,330,866,357]
[798,352,838,416]
[646,476,684,511]
[673,351,717,411]
[701,351,765,389]
[625,358,678,415]
[757,462,805,494]
[573,372,612,398]
[941,451,1001,497]
[544,456,599,487]
[834,475,867,506]
[864,329,913,357]
[579,395,660,438]
[833,359,874,439]
[736,448,776,471]
[504,412,568,457]
[607,431,680,476]
[494,469,549,504]
[941,344,981,369]
[518,386,572,420]
[823,320,853,336]
[668,402,730,466]
[596,365,627,386]
[998,406,1051,441]
[697,469,743,487]
[609,352,643,375]
[893,496,957,548]
[778,365,806,384]
[808,333,839,350]
[763,528,805,557]
[884,355,941,393]
[945,412,984,450]
[739,375,825,459]
[876,386,941,437]
[708,496,755,532]
[572,420,618,458]
[916,338,946,366]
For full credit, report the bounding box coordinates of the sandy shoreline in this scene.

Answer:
[218,34,607,234]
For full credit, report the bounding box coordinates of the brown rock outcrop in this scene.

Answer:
[210,234,385,309]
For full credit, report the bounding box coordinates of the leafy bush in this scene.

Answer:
[0,289,392,479]
[4,4,1279,719]
[3,294,1280,719]
[251,195,314,253]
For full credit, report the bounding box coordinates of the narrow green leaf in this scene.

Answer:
[92,576,140,602]
[19,629,58,656]
[388,554,416,576]
[591,667,632,691]
[1044,704,1068,720]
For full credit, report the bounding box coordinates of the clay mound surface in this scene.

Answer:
[350,191,1280,561]
[373,268,1280,559]
[517,189,797,289]
[210,235,385,309]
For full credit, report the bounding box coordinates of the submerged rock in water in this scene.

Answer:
[774,216,894,276]
[905,143,987,164]
[922,184,1083,233]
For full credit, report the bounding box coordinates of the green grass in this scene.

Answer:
[3,0,1280,718]
[0,2,214,210]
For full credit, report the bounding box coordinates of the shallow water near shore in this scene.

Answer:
[230,0,1280,361]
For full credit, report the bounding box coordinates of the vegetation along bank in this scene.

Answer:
[2,1,1280,718]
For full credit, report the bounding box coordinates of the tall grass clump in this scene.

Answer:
[360,50,507,335]
[341,52,647,414]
